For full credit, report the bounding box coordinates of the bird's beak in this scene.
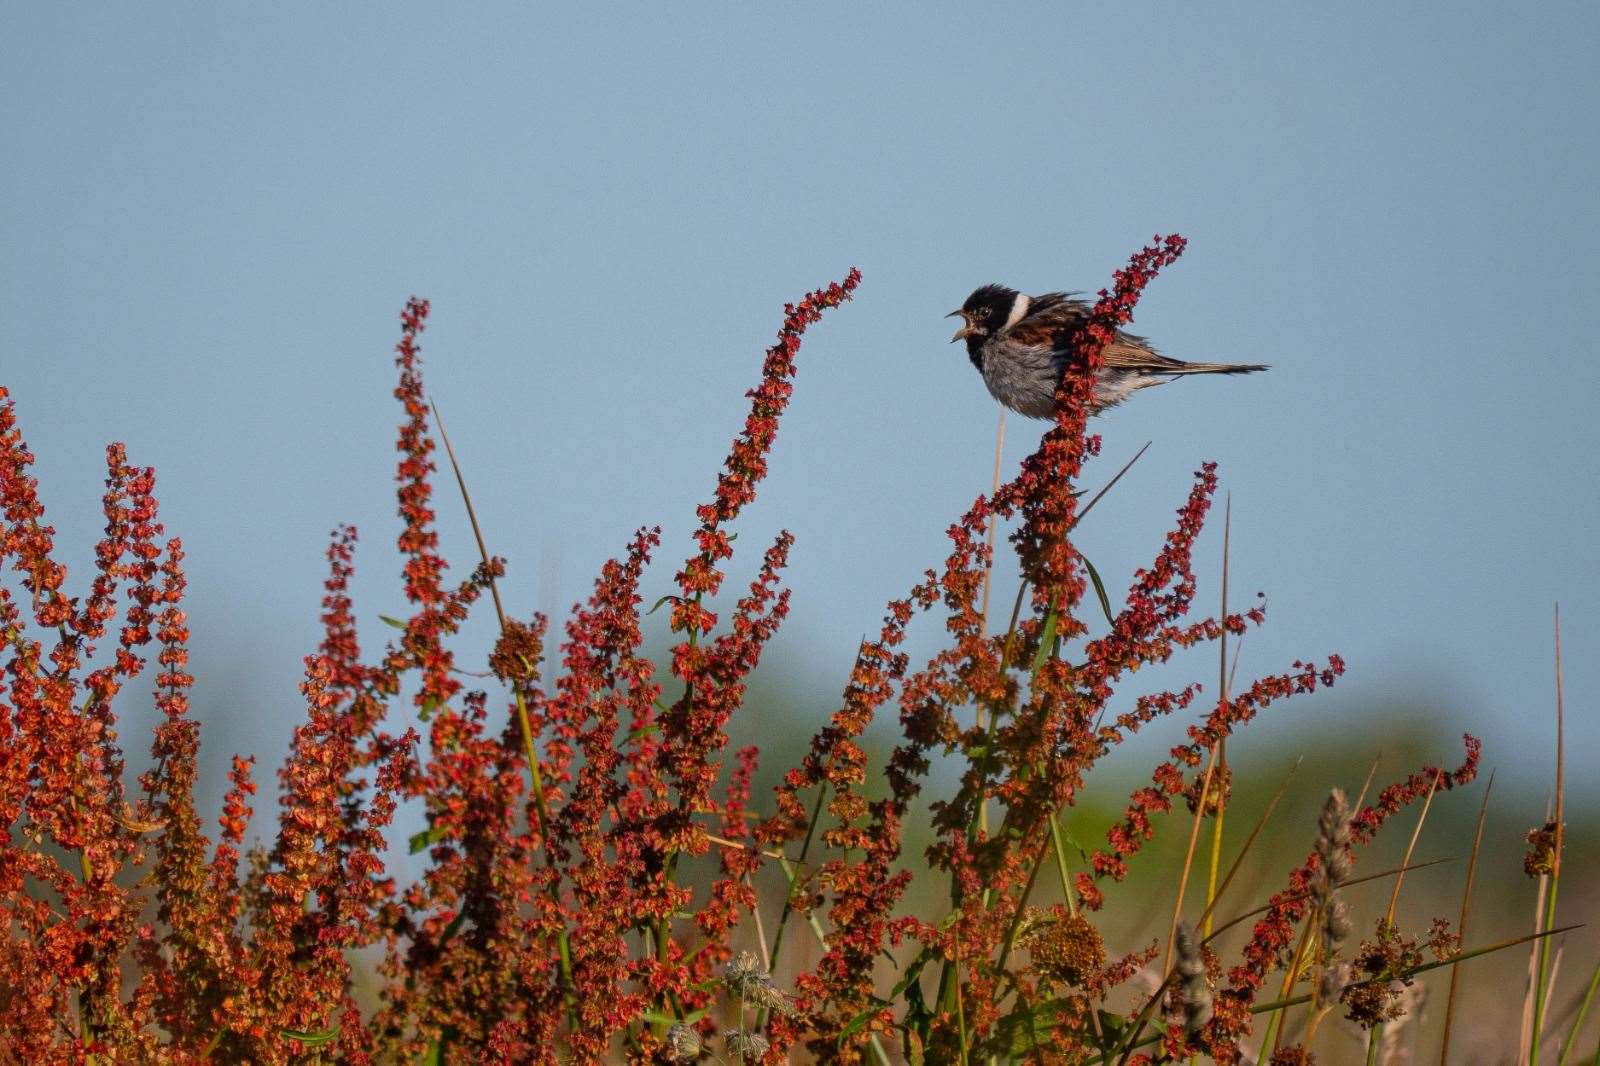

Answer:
[946,310,971,343]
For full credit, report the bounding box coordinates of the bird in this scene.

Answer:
[947,284,1267,419]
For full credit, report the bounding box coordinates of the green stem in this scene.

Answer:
[1257,917,1314,1059]
[1202,755,1226,938]
[1534,876,1561,1062]
[1256,1009,1284,1062]
[1048,812,1077,917]
[972,579,1031,859]
[507,682,574,991]
[1559,954,1600,1065]
[765,780,829,978]
[1048,811,1109,1060]
[765,865,891,1066]
[651,601,704,1037]
[941,586,1037,1011]
[993,843,1049,979]
[954,930,971,1066]
[757,782,829,1029]
[773,855,831,954]
[431,403,576,1000]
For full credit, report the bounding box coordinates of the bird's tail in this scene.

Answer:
[1164,360,1269,375]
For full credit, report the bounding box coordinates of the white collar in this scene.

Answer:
[1002,292,1032,330]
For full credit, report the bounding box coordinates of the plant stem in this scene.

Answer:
[431,401,576,1002]
[1202,757,1226,939]
[1258,906,1314,1058]
[1535,876,1563,1060]
[942,582,1036,1009]
[994,842,1049,977]
[1163,500,1230,975]
[1163,740,1222,976]
[757,779,829,1031]
[1048,812,1077,917]
[954,929,971,1066]
[1207,858,1450,947]
[1201,499,1232,940]
[1048,811,1109,1053]
[1534,605,1567,1066]
[1439,769,1494,1066]
[1385,770,1442,927]
[976,409,1006,836]
[1560,954,1600,1064]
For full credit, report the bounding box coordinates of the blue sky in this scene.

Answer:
[3,3,1596,812]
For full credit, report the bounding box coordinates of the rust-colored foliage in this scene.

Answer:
[0,248,1489,1063]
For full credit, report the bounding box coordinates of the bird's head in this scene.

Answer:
[947,284,1023,344]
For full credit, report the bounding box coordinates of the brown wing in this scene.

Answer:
[1004,293,1176,372]
[1000,292,1087,352]
[1101,337,1187,374]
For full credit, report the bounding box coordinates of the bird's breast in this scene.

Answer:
[980,339,1062,420]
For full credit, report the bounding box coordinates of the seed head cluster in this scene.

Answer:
[1342,920,1425,1029]
[1025,910,1108,986]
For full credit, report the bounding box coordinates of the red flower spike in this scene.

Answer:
[0,258,1481,1063]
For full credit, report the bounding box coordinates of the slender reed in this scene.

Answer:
[1532,604,1567,1064]
[1438,769,1493,1065]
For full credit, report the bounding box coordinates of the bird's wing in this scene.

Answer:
[999,293,1088,353]
[1101,337,1188,374]
[1019,291,1085,317]
[1003,295,1171,373]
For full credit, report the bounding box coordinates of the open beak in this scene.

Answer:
[946,310,971,343]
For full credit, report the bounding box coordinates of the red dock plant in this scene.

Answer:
[0,239,1541,1065]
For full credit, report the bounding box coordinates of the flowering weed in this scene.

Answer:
[0,242,1580,1063]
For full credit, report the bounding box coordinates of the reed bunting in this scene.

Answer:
[948,284,1267,418]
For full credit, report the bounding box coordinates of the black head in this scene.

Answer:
[947,284,1021,367]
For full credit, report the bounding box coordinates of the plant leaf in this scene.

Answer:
[837,1001,889,1045]
[903,1027,926,1066]
[890,948,935,1000]
[639,1006,710,1025]
[435,909,468,951]
[409,824,447,854]
[1030,609,1059,675]
[282,1023,339,1046]
[647,594,682,616]
[990,998,1080,1055]
[1083,555,1115,625]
